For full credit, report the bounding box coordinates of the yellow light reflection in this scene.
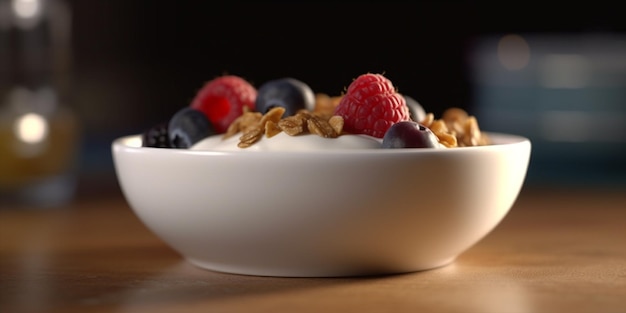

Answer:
[497,34,530,71]
[11,0,40,19]
[14,113,49,144]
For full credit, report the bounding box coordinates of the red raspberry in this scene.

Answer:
[334,73,410,138]
[190,75,257,133]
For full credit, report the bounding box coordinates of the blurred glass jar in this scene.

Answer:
[0,0,79,208]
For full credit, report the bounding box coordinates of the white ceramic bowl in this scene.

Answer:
[112,132,531,277]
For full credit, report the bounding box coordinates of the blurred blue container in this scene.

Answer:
[468,33,626,186]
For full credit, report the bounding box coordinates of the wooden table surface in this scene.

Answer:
[1,186,625,313]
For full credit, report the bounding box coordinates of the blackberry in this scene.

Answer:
[142,122,171,148]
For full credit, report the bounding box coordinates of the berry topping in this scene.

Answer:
[334,73,410,138]
[255,77,315,118]
[142,122,171,148]
[168,107,216,149]
[190,75,257,133]
[381,121,440,149]
[402,94,426,122]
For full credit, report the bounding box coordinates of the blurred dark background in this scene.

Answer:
[2,1,625,207]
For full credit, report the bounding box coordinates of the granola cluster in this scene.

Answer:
[223,106,345,148]
[419,108,491,148]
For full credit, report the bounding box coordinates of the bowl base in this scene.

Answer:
[185,257,457,278]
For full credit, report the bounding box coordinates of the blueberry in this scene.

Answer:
[402,94,426,122]
[382,121,440,149]
[168,107,216,149]
[142,122,171,148]
[255,77,315,117]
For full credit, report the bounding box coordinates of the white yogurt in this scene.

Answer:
[190,132,382,152]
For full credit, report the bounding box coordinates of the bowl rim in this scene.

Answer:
[112,131,530,156]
